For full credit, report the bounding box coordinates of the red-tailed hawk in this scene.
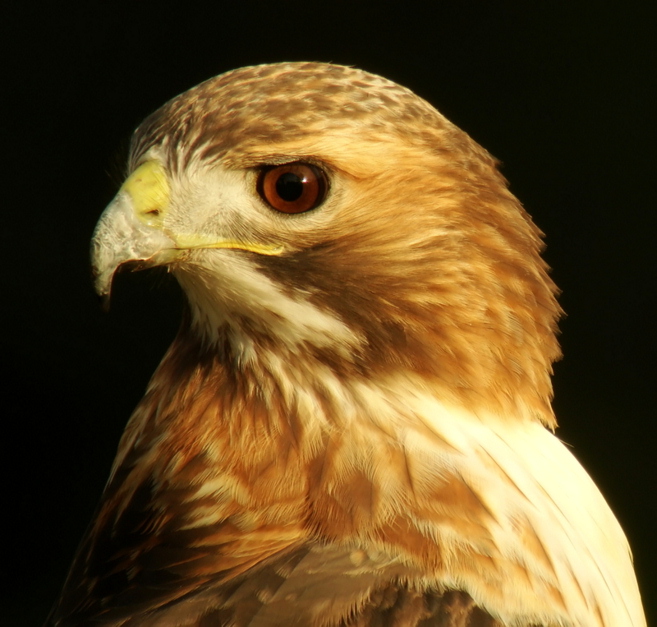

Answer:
[46,62,645,626]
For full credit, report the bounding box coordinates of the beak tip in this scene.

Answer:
[92,268,115,310]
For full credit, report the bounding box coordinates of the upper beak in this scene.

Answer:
[91,161,177,303]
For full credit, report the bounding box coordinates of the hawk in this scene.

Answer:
[46,62,645,626]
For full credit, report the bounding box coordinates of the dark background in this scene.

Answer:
[3,2,655,625]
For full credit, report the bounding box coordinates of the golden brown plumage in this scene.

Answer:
[46,63,645,626]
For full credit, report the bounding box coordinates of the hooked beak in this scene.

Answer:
[91,160,285,307]
[91,161,178,305]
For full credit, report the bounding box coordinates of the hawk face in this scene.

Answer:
[93,62,560,426]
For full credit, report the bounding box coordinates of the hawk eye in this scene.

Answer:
[257,162,328,214]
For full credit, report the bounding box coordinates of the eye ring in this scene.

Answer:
[257,162,328,214]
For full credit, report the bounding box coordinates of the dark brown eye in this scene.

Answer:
[257,162,328,214]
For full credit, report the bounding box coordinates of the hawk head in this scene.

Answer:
[93,62,561,428]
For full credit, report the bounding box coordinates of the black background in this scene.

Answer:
[3,2,655,625]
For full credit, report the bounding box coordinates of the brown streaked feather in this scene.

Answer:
[46,325,548,626]
[56,532,504,627]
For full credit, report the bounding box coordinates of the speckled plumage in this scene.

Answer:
[47,63,644,627]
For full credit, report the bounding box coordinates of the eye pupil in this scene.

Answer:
[257,162,328,214]
[276,172,304,202]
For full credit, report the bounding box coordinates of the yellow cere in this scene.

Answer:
[122,161,170,227]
